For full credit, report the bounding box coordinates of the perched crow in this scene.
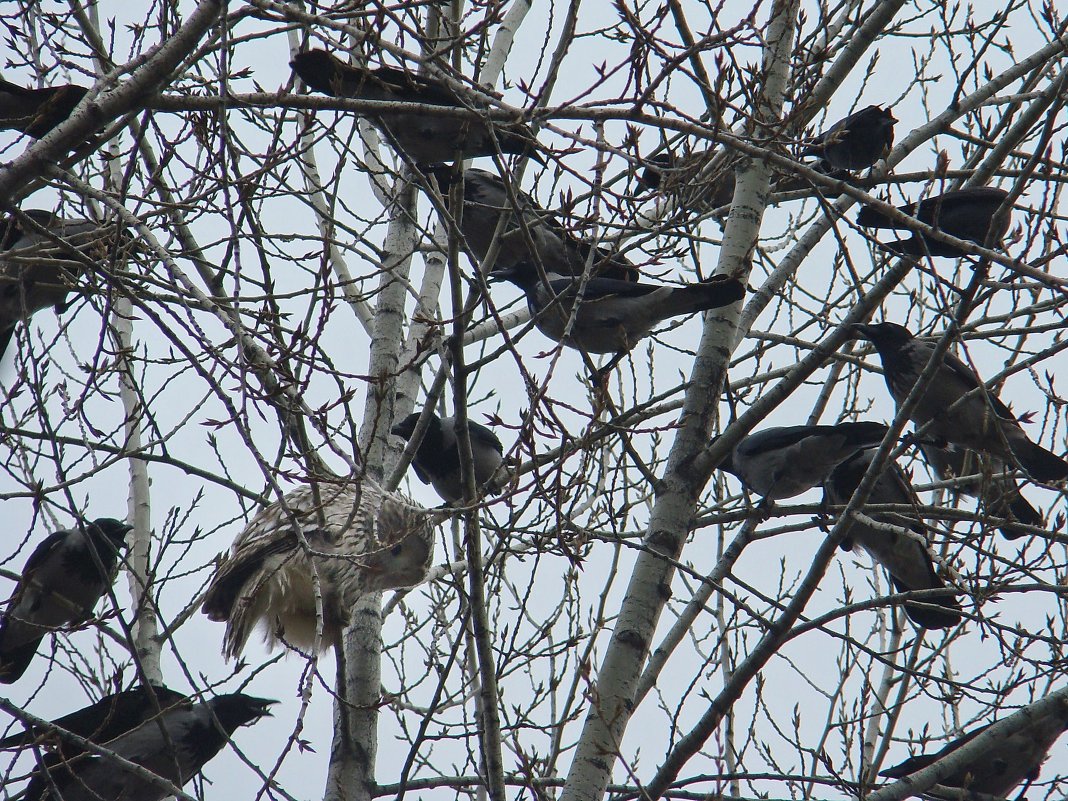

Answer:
[0,518,131,683]
[492,268,744,369]
[637,151,736,214]
[24,693,275,801]
[714,422,889,500]
[800,105,896,173]
[824,448,961,629]
[922,442,1043,539]
[426,167,637,282]
[0,210,122,359]
[202,481,440,658]
[291,49,538,164]
[853,322,1068,483]
[391,412,506,505]
[856,186,1010,257]
[0,684,187,750]
[0,79,88,138]
[880,697,1068,799]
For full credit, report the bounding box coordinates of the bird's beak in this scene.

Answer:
[850,323,874,339]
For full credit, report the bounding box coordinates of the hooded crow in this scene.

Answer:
[880,696,1068,799]
[391,412,506,505]
[714,422,889,500]
[426,167,637,282]
[25,693,275,801]
[291,49,538,165]
[202,481,440,658]
[800,105,896,173]
[0,210,122,359]
[492,268,744,369]
[0,79,88,139]
[856,186,1010,257]
[0,518,131,683]
[853,322,1068,483]
[824,447,961,629]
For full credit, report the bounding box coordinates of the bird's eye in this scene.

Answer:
[390,543,404,557]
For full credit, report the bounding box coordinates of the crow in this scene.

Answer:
[492,268,744,372]
[0,210,118,359]
[426,167,637,282]
[0,79,88,138]
[0,518,131,683]
[291,49,538,165]
[0,685,186,751]
[853,322,1068,483]
[714,422,889,500]
[202,481,440,658]
[824,448,961,629]
[391,412,506,505]
[880,696,1068,799]
[856,186,1010,256]
[25,693,275,801]
[800,105,896,173]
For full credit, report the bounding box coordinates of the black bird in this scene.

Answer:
[880,696,1068,799]
[856,186,1010,257]
[24,693,275,801]
[291,49,538,165]
[0,684,187,751]
[921,442,1043,539]
[800,105,896,173]
[391,412,506,505]
[492,268,745,370]
[203,482,440,658]
[0,210,117,359]
[714,422,889,501]
[0,79,88,138]
[853,322,1068,483]
[426,167,637,282]
[824,448,961,629]
[0,518,131,683]
[637,151,737,214]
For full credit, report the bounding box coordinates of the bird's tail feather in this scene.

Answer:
[0,637,41,683]
[1011,440,1068,483]
[669,277,745,316]
[890,576,962,629]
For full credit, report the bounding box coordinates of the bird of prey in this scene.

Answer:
[856,186,1010,257]
[853,322,1068,483]
[880,697,1068,799]
[0,210,119,359]
[202,481,440,658]
[0,684,187,751]
[800,105,896,174]
[0,518,131,683]
[391,412,506,505]
[0,79,88,138]
[290,49,538,165]
[921,442,1042,539]
[24,693,275,801]
[492,268,745,371]
[714,422,889,500]
[824,448,961,629]
[425,167,637,282]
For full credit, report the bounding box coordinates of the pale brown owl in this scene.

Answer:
[202,480,439,659]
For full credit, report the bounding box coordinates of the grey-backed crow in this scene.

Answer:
[0,518,131,683]
[391,412,506,505]
[853,322,1068,483]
